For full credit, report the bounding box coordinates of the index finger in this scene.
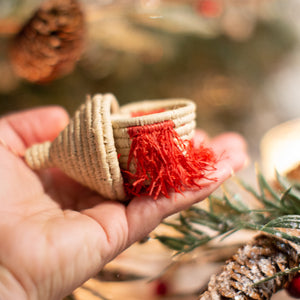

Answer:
[0,107,69,155]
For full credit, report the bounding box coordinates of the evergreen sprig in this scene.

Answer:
[156,170,300,254]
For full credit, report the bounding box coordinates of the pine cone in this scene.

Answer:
[199,232,300,299]
[10,0,85,83]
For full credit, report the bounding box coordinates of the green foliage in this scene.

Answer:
[156,170,300,254]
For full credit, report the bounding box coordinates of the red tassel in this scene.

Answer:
[122,120,217,199]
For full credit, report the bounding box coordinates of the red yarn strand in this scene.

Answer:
[122,120,217,199]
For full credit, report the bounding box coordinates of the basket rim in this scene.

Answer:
[112,98,196,128]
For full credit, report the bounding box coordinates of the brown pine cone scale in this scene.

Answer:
[199,233,300,300]
[10,0,85,83]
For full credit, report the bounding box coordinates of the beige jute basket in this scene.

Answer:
[25,94,196,201]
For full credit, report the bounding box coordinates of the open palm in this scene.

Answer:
[0,107,247,300]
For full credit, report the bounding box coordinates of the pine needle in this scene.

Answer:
[156,171,300,254]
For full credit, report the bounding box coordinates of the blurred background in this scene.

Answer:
[1,0,300,162]
[1,0,300,299]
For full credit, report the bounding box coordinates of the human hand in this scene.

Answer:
[0,107,248,300]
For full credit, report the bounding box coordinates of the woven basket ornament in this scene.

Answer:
[25,94,216,201]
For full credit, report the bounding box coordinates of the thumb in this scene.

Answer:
[0,106,69,155]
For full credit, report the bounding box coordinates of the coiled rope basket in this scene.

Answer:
[25,94,215,201]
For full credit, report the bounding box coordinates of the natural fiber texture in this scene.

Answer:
[114,99,196,170]
[26,94,125,200]
[25,94,198,201]
[10,0,85,83]
[199,231,300,300]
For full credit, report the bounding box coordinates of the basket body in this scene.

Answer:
[25,94,196,201]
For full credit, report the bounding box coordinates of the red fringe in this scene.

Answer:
[122,120,217,199]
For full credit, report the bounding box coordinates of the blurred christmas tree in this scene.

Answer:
[0,0,296,140]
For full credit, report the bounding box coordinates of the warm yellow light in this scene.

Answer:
[260,118,300,180]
